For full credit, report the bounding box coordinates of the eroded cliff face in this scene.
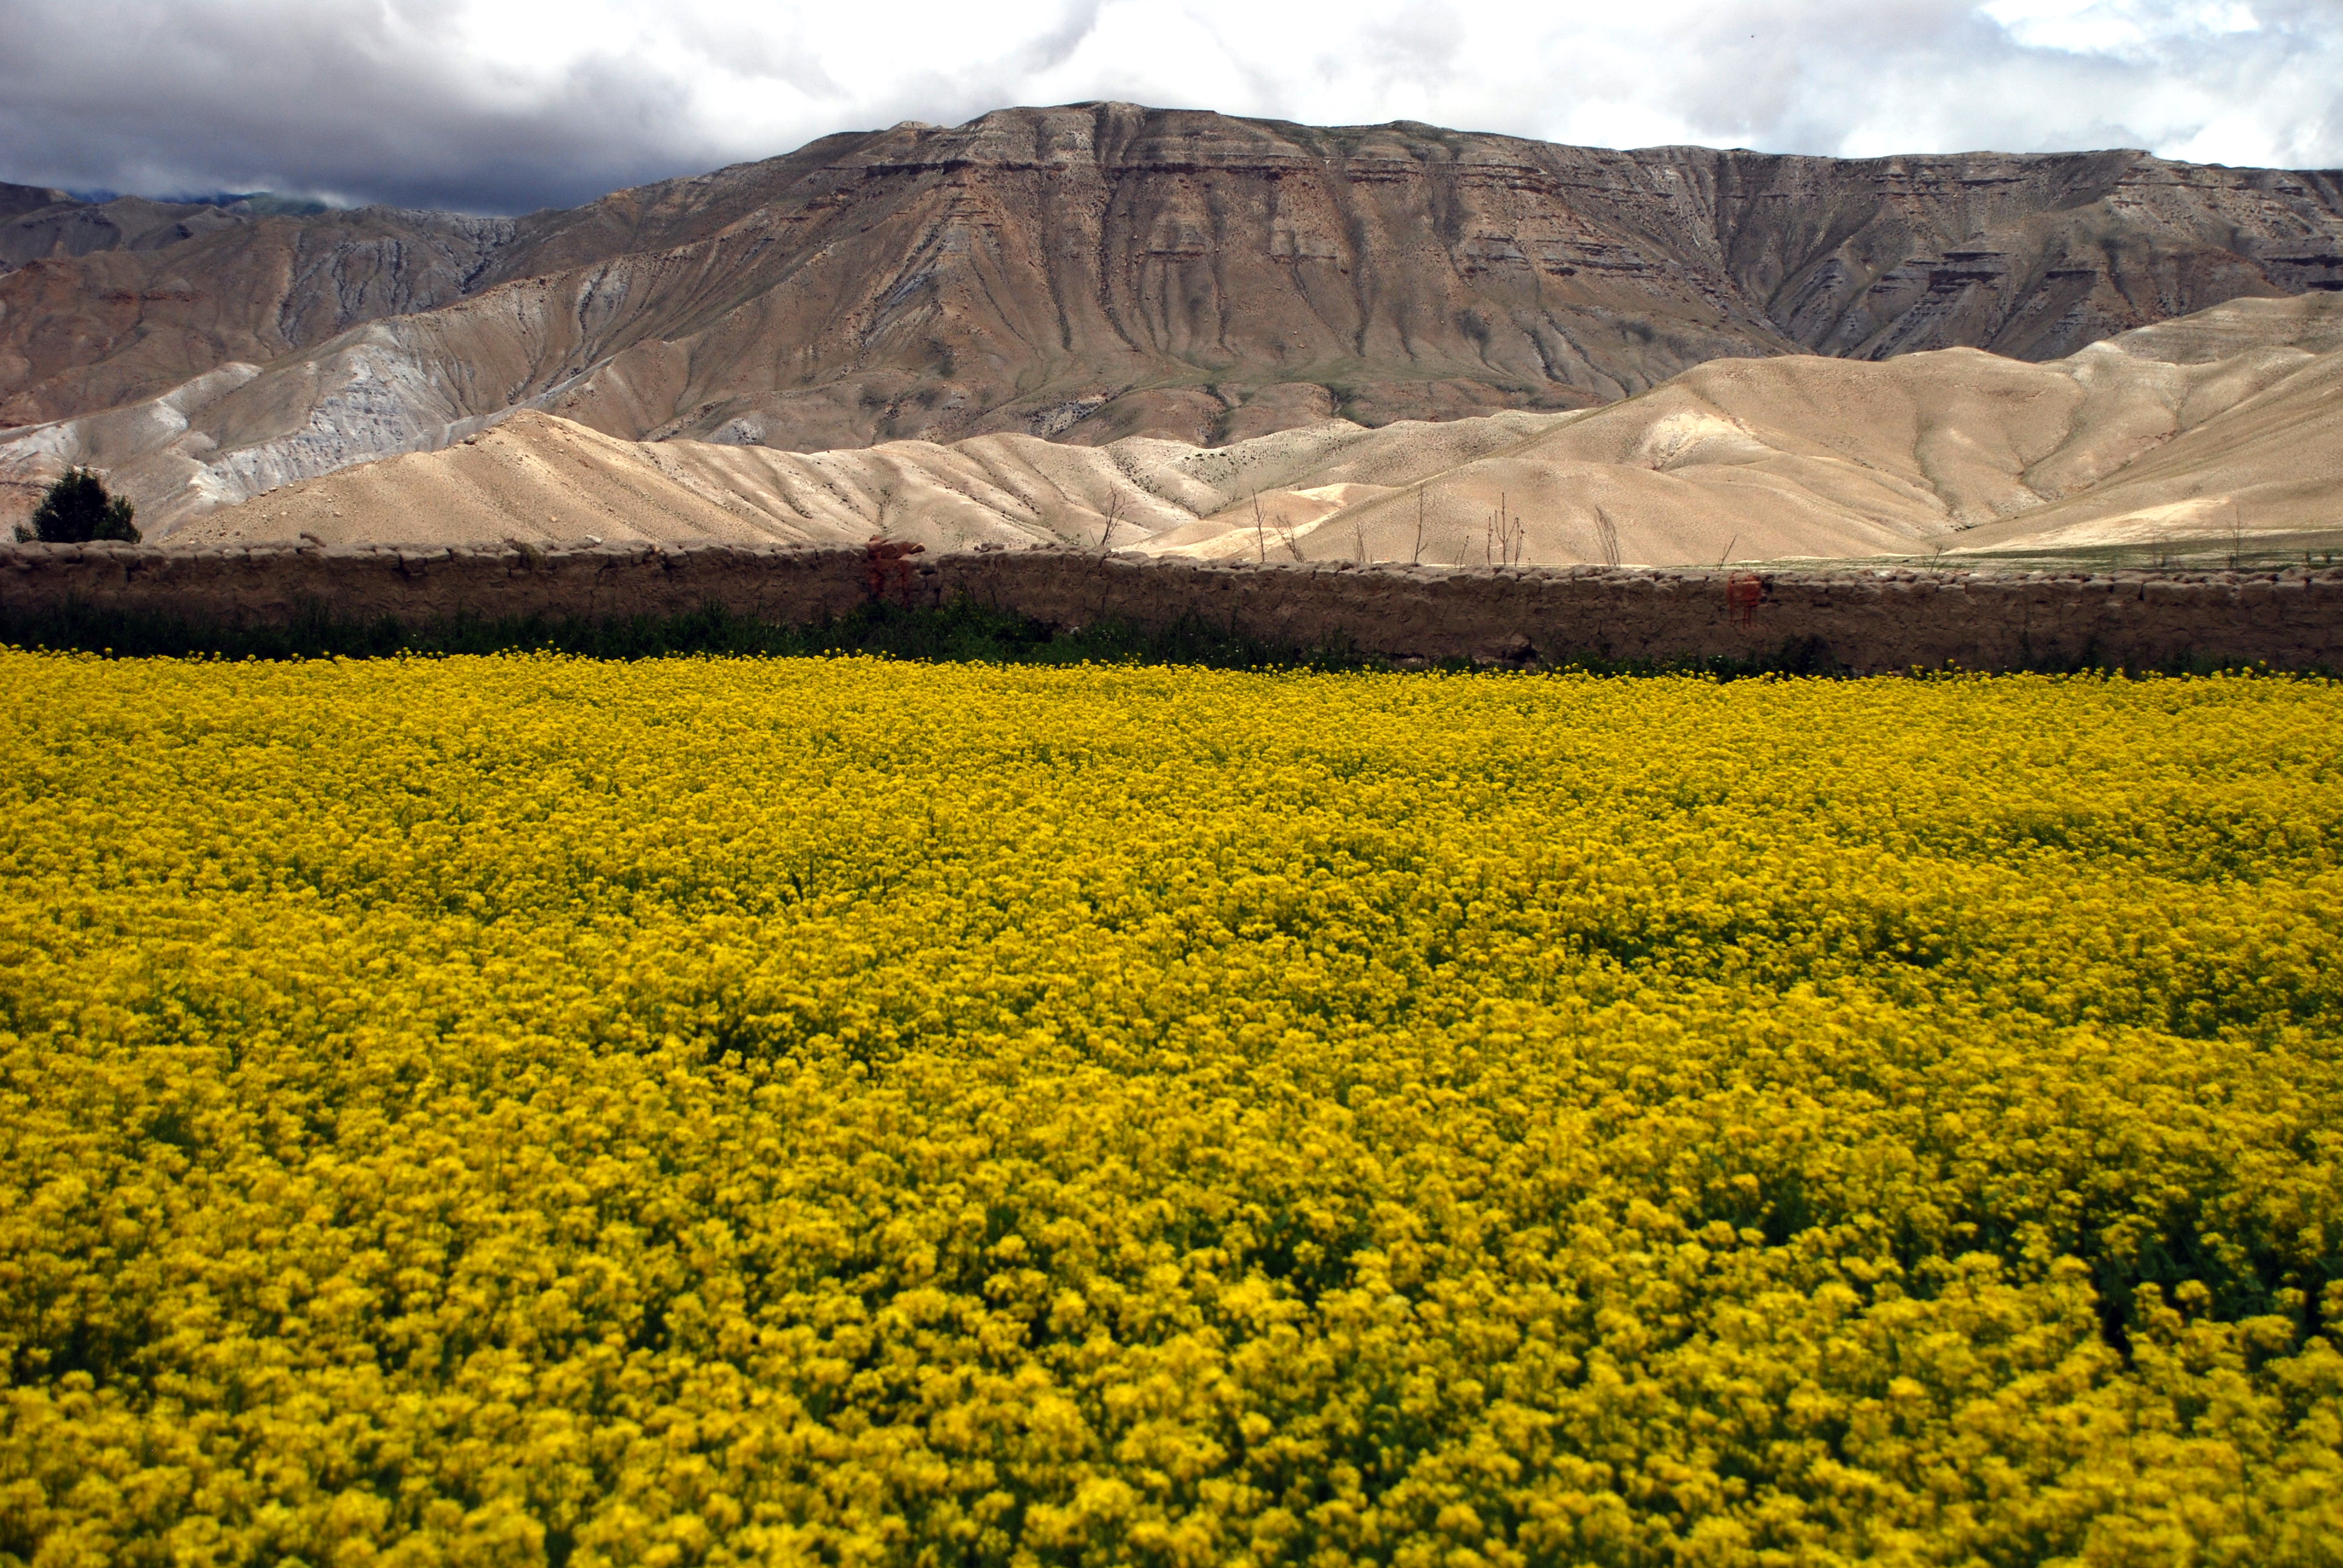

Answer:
[5,104,2342,521]
[0,200,518,427]
[309,108,2343,453]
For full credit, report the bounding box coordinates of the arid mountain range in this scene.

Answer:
[166,293,2343,569]
[5,102,2343,552]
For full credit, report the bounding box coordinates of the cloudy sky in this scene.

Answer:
[4,0,2336,213]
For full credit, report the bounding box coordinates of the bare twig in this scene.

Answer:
[1483,491,1525,567]
[1412,484,1426,564]
[1258,492,1302,561]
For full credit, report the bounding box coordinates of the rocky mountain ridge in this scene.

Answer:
[5,104,2343,534]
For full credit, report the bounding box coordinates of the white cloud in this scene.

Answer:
[1,0,2337,212]
[1980,0,2260,57]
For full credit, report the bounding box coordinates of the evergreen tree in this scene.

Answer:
[19,468,140,544]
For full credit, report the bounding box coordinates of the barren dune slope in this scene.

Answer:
[166,295,2343,567]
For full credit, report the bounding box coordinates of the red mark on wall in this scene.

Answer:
[1726,573,1765,627]
[865,537,927,604]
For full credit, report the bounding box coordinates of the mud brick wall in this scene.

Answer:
[7,542,2341,672]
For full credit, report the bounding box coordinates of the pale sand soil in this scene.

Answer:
[152,296,2343,570]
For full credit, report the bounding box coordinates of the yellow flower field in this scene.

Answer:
[2,650,2339,1567]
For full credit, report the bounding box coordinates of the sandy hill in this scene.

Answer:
[161,293,2343,568]
[7,103,2343,538]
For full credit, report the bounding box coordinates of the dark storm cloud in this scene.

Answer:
[0,1,716,211]
[4,1,2339,217]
